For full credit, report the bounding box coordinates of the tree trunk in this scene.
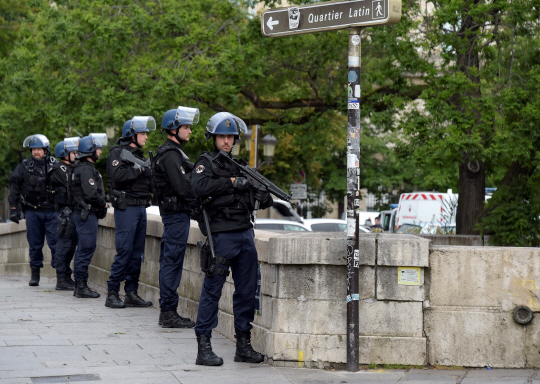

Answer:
[456,157,485,234]
[474,161,537,234]
[454,3,485,235]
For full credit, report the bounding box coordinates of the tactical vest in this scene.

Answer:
[152,143,194,213]
[199,152,251,216]
[71,162,104,211]
[51,162,74,208]
[20,157,55,208]
[107,145,151,196]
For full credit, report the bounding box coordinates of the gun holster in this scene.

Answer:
[197,240,230,277]
[112,190,127,210]
[57,207,75,237]
[80,206,90,222]
[56,215,67,236]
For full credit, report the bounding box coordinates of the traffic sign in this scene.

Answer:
[290,183,307,200]
[290,183,307,192]
[261,0,401,37]
[291,191,307,200]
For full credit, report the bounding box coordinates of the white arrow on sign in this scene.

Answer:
[266,17,279,30]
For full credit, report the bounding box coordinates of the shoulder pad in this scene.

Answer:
[197,152,214,163]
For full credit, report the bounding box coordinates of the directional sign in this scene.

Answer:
[261,0,401,37]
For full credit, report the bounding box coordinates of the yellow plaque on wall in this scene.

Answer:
[398,267,421,285]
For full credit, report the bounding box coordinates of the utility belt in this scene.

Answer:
[112,190,150,209]
[197,239,231,277]
[158,196,188,214]
[73,196,107,221]
[20,195,53,211]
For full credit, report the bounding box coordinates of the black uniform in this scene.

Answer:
[191,149,272,339]
[9,156,58,271]
[106,144,151,295]
[71,159,107,283]
[152,139,196,320]
[49,161,77,280]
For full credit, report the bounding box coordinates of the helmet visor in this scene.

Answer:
[23,134,50,148]
[131,116,157,132]
[89,133,108,148]
[64,137,80,153]
[206,112,247,135]
[176,107,200,125]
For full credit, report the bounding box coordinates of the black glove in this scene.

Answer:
[9,207,20,224]
[233,177,251,191]
[254,186,270,204]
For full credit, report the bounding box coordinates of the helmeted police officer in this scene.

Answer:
[71,133,108,298]
[191,112,273,366]
[104,117,155,309]
[152,107,198,328]
[9,134,58,286]
[49,138,80,291]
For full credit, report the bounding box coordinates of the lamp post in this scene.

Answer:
[243,126,278,168]
[260,134,277,168]
[231,136,242,157]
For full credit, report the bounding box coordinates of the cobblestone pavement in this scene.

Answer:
[0,276,539,384]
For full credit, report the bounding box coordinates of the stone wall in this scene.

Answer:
[1,212,539,368]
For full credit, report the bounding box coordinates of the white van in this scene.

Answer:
[395,191,458,231]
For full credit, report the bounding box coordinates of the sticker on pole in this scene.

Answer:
[347,218,356,236]
[398,267,421,285]
[348,56,360,66]
[351,35,360,45]
[348,101,359,110]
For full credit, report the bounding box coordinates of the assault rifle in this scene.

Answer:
[120,149,150,171]
[213,150,291,203]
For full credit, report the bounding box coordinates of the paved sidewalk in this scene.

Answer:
[0,277,539,384]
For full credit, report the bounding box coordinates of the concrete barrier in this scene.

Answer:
[1,212,539,368]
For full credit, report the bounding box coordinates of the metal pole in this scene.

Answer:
[346,27,361,372]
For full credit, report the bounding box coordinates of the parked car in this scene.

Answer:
[303,218,371,233]
[269,199,304,223]
[255,219,310,232]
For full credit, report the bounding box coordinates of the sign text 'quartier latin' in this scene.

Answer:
[261,0,401,37]
[307,3,376,24]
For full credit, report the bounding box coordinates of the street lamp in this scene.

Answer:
[231,136,241,157]
[243,126,278,168]
[261,134,277,159]
[243,128,252,153]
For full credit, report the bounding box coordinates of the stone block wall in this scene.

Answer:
[1,213,539,368]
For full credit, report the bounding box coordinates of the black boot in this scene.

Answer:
[29,267,40,287]
[105,291,126,308]
[160,311,195,328]
[196,335,223,366]
[66,275,75,287]
[55,276,75,291]
[234,330,264,363]
[73,280,78,297]
[76,279,100,298]
[124,291,152,307]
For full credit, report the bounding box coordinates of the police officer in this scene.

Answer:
[152,107,198,327]
[191,112,273,366]
[49,138,80,291]
[104,117,155,309]
[71,133,108,298]
[9,134,58,286]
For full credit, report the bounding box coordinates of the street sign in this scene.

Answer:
[291,191,308,200]
[290,183,307,200]
[261,0,401,37]
[290,183,307,192]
